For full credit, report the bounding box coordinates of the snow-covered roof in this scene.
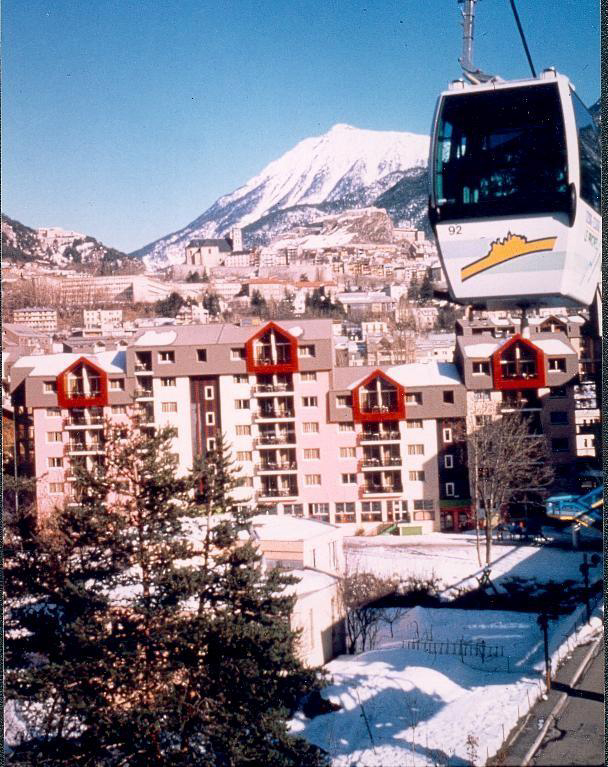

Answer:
[10,350,126,376]
[533,338,575,355]
[386,362,462,387]
[134,330,178,346]
[251,514,339,541]
[285,568,339,598]
[461,342,499,358]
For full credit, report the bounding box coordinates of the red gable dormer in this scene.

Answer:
[352,369,406,423]
[245,322,299,375]
[57,356,109,409]
[491,335,545,391]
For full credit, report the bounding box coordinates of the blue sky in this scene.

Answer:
[3,0,600,252]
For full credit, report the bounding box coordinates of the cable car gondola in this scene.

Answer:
[428,68,601,308]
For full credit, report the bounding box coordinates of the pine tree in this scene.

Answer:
[5,422,328,765]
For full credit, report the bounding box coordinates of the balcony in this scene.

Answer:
[66,415,104,428]
[255,433,297,447]
[257,461,298,473]
[257,487,299,499]
[361,456,402,469]
[254,384,294,395]
[134,363,152,374]
[254,408,295,421]
[67,441,104,454]
[361,483,403,496]
[134,388,154,400]
[358,430,400,443]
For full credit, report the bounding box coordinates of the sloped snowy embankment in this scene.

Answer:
[291,603,603,766]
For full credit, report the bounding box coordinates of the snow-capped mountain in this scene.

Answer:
[131,124,430,267]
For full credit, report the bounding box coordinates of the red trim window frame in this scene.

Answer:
[245,322,299,375]
[352,369,406,423]
[491,335,546,390]
[56,356,109,409]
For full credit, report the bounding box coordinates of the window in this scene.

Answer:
[571,89,601,212]
[303,422,319,433]
[406,392,422,405]
[162,402,178,413]
[234,399,250,409]
[47,432,63,442]
[233,374,248,384]
[158,351,175,363]
[161,377,176,387]
[302,396,318,407]
[304,448,320,460]
[413,510,435,521]
[339,447,356,458]
[472,361,491,375]
[236,424,251,436]
[336,395,351,408]
[361,501,382,521]
[341,473,357,484]
[301,372,317,382]
[205,412,215,426]
[551,437,569,453]
[48,457,63,468]
[49,482,64,494]
[550,411,568,425]
[43,381,57,393]
[231,348,246,360]
[336,502,355,514]
[109,378,125,390]
[445,482,455,497]
[111,405,127,414]
[548,358,566,372]
[409,471,425,481]
[442,427,453,443]
[339,422,355,432]
[408,444,425,455]
[206,437,216,451]
[298,345,315,358]
[204,386,214,400]
[414,499,434,511]
[309,502,329,517]
[236,451,252,462]
[305,474,321,486]
[407,419,423,428]
[475,415,492,426]
[283,503,304,517]
[197,349,207,362]
[45,407,61,417]
[550,385,567,398]
[443,390,455,404]
[433,82,568,221]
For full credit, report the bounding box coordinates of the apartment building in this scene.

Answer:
[10,315,596,529]
[12,307,58,333]
[83,309,123,329]
[11,319,469,530]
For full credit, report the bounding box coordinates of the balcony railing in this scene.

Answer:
[258,487,298,499]
[358,431,400,443]
[134,388,154,399]
[362,457,402,468]
[255,409,295,420]
[361,484,403,495]
[257,461,298,472]
[254,384,293,394]
[255,433,297,446]
[134,363,153,373]
[68,441,104,452]
[66,415,104,427]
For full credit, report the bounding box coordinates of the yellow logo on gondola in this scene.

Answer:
[461,232,558,282]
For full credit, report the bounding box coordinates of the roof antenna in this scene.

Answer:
[458,0,500,84]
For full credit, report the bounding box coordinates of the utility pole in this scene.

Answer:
[459,0,479,72]
[537,612,551,691]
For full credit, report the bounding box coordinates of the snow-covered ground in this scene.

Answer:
[292,603,603,767]
[344,531,597,596]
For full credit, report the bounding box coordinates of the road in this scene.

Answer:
[531,645,604,766]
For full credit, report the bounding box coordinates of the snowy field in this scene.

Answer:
[292,604,603,767]
[344,531,598,596]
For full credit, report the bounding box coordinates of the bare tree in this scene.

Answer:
[338,567,400,654]
[466,409,554,565]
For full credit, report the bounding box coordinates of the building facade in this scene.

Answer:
[12,307,58,333]
[10,315,598,529]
